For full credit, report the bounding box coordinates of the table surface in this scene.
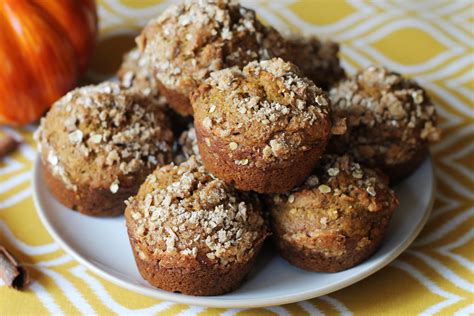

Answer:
[1,0,473,315]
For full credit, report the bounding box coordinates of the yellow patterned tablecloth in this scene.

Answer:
[1,0,473,315]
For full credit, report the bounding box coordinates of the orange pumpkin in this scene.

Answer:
[0,0,97,125]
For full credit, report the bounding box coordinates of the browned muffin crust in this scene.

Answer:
[35,82,174,216]
[192,58,332,193]
[129,243,261,295]
[266,154,399,272]
[329,66,441,181]
[137,0,288,116]
[285,35,346,90]
[125,156,268,295]
[42,163,137,216]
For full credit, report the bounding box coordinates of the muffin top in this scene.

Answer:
[35,82,174,192]
[271,154,396,212]
[285,34,345,90]
[192,58,331,163]
[138,0,286,98]
[267,154,398,250]
[118,48,162,100]
[126,156,267,268]
[329,66,440,166]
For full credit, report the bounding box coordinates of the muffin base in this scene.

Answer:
[195,122,327,193]
[155,79,193,117]
[273,214,391,272]
[275,235,383,272]
[42,161,135,216]
[128,238,262,296]
[126,210,266,296]
[384,146,429,184]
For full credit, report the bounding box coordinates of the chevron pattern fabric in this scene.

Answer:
[0,1,473,315]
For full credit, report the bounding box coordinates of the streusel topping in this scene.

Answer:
[192,58,331,162]
[273,154,395,212]
[35,82,174,191]
[126,156,266,266]
[118,48,161,99]
[329,66,440,165]
[138,0,286,95]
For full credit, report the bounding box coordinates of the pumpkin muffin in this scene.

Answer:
[35,82,174,216]
[125,156,268,295]
[137,0,288,116]
[285,35,346,90]
[266,154,399,272]
[329,66,441,181]
[191,58,332,193]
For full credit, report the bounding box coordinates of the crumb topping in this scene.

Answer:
[309,155,383,200]
[35,82,174,191]
[329,66,440,165]
[274,154,395,212]
[193,58,331,163]
[204,58,329,128]
[138,0,285,96]
[118,48,163,100]
[127,156,266,266]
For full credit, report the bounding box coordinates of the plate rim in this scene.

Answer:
[32,155,435,308]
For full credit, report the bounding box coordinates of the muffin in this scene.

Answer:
[125,156,268,295]
[35,82,174,216]
[266,154,399,272]
[285,35,346,90]
[329,66,441,181]
[191,58,332,193]
[137,0,288,116]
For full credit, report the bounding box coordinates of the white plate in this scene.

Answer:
[32,155,435,308]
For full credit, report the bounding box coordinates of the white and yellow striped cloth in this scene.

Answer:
[1,1,473,314]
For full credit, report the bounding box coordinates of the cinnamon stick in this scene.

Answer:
[0,246,29,290]
[0,134,19,158]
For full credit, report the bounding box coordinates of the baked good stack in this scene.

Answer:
[35,0,440,296]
